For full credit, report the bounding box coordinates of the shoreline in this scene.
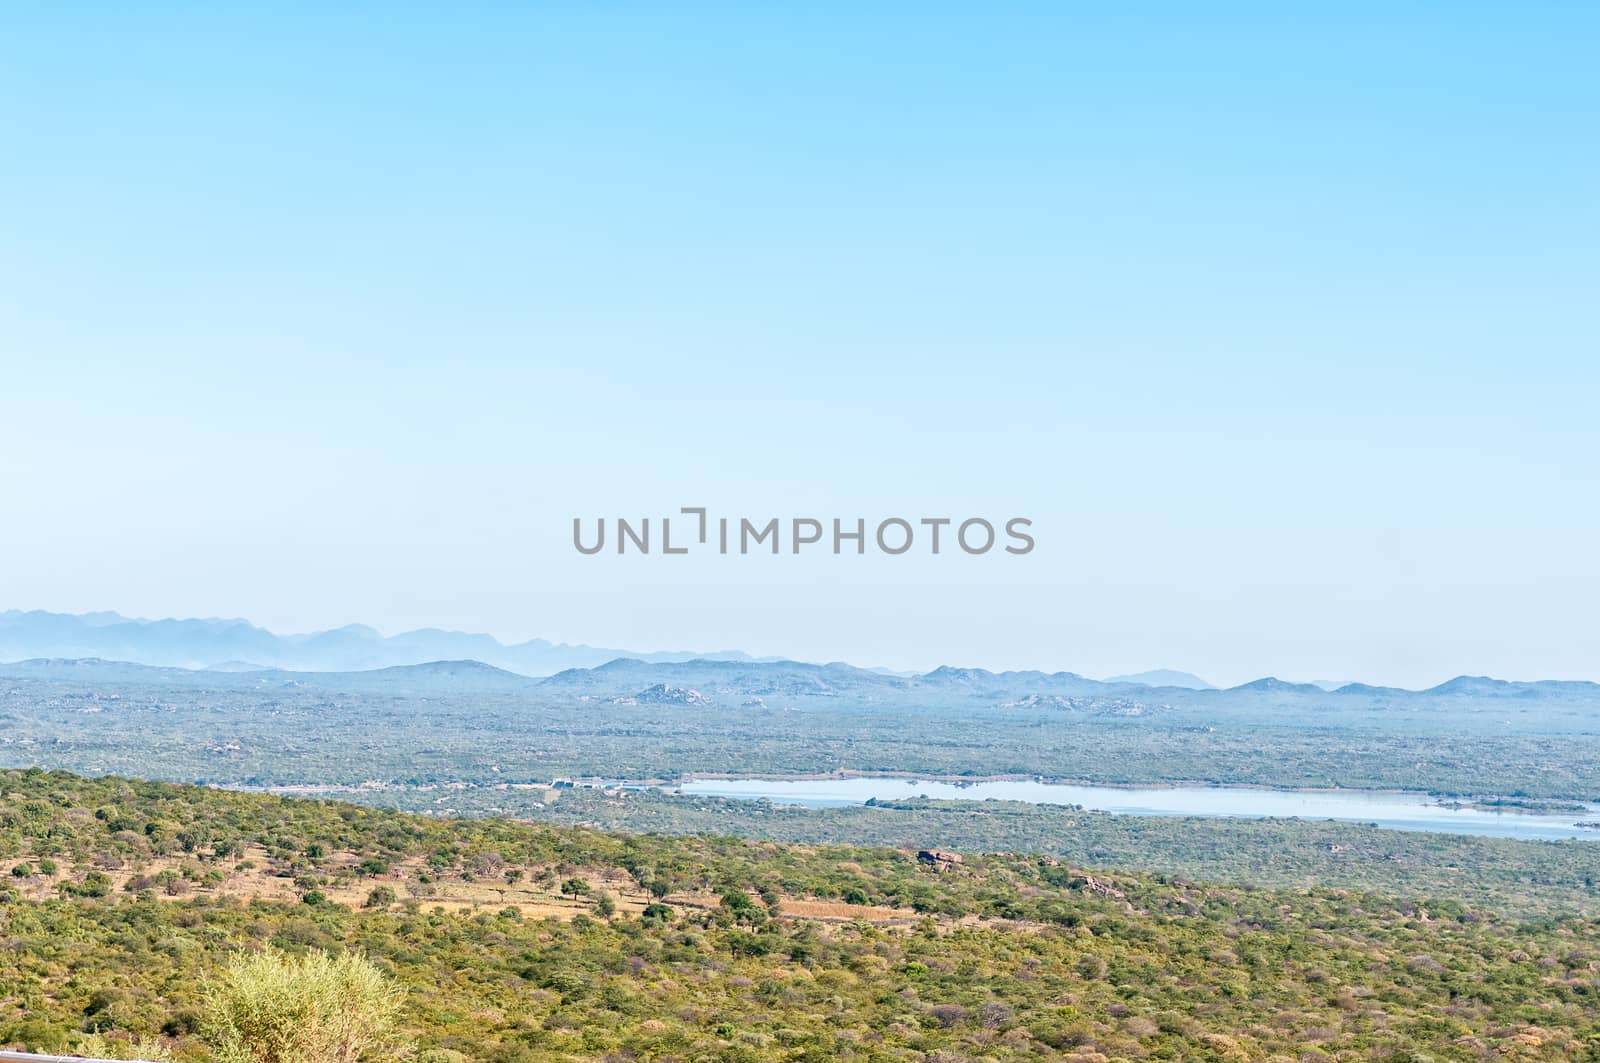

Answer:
[663,770,1581,807]
[221,772,1599,822]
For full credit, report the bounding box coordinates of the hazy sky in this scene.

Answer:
[3,5,1597,686]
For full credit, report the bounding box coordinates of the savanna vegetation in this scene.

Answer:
[5,661,1600,802]
[354,786,1600,920]
[3,769,1600,1062]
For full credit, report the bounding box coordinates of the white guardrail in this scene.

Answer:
[0,1053,160,1063]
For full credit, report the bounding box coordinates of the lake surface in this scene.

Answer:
[675,777,1600,841]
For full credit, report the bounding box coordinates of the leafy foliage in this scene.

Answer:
[0,770,1599,1061]
[202,948,406,1063]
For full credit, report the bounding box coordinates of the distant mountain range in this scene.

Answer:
[1103,669,1214,690]
[0,609,773,677]
[4,611,1596,700]
[4,654,1600,722]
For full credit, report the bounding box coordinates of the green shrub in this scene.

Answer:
[202,947,409,1063]
[75,1032,176,1061]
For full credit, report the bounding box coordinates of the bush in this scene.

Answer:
[5,1018,68,1053]
[202,947,409,1063]
[75,1032,176,1061]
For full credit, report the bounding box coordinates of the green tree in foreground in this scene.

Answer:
[202,948,409,1063]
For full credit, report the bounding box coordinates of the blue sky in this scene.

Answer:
[2,5,1596,685]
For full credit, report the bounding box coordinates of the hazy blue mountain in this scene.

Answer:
[0,610,768,677]
[1104,669,1215,690]
[1423,675,1600,698]
[306,660,542,692]
[1329,681,1408,696]
[0,656,543,695]
[4,655,1600,742]
[6,612,1600,712]
[913,666,1112,695]
[542,657,906,697]
[0,657,208,682]
[1227,677,1329,695]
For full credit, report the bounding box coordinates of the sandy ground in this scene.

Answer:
[9,845,938,927]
